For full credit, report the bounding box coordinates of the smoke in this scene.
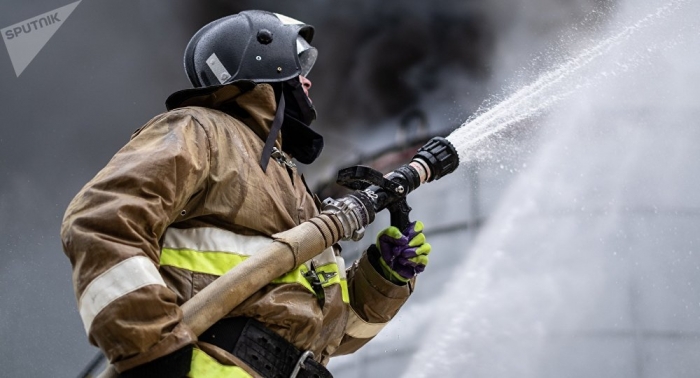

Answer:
[199,1,494,125]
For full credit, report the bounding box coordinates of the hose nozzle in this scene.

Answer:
[410,137,460,184]
[329,136,460,233]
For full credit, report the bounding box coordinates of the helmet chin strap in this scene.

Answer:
[259,90,286,172]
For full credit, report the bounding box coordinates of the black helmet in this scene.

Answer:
[183,10,317,87]
[166,10,323,171]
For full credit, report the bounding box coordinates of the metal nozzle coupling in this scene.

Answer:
[321,193,375,241]
[410,137,460,183]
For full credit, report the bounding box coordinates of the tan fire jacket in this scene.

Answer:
[61,83,414,375]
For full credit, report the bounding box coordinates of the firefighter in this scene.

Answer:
[61,10,431,378]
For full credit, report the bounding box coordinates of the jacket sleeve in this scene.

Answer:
[333,245,415,355]
[61,110,210,373]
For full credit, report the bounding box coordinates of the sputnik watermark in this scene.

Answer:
[1,1,81,77]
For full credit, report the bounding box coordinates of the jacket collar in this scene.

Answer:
[166,82,282,149]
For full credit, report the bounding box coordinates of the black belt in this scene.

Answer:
[199,317,333,378]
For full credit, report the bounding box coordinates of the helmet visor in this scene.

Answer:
[296,36,317,77]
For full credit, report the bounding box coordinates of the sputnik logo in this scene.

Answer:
[1,1,81,77]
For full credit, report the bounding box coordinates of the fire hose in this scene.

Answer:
[89,136,459,378]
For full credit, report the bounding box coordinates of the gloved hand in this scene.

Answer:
[376,221,431,283]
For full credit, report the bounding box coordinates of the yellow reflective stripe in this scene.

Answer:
[340,279,349,304]
[316,263,341,286]
[160,248,314,293]
[188,348,252,378]
[271,264,314,293]
[161,248,245,276]
[315,263,350,304]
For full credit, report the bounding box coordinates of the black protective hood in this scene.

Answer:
[165,80,324,168]
[279,77,322,164]
[165,80,256,111]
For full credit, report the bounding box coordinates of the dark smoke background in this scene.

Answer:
[0,0,602,376]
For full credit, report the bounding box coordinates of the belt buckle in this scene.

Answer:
[271,147,296,169]
[289,350,315,378]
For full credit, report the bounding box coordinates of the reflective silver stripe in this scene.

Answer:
[274,13,303,25]
[78,256,165,333]
[310,246,336,267]
[206,53,232,84]
[163,227,273,256]
[336,253,347,280]
[345,307,388,339]
[309,247,347,280]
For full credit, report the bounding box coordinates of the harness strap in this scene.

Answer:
[199,317,333,378]
[259,93,286,172]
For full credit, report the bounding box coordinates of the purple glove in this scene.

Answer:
[376,221,431,283]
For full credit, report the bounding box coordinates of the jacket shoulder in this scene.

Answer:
[132,106,242,135]
[172,106,247,131]
[169,106,259,146]
[128,107,205,140]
